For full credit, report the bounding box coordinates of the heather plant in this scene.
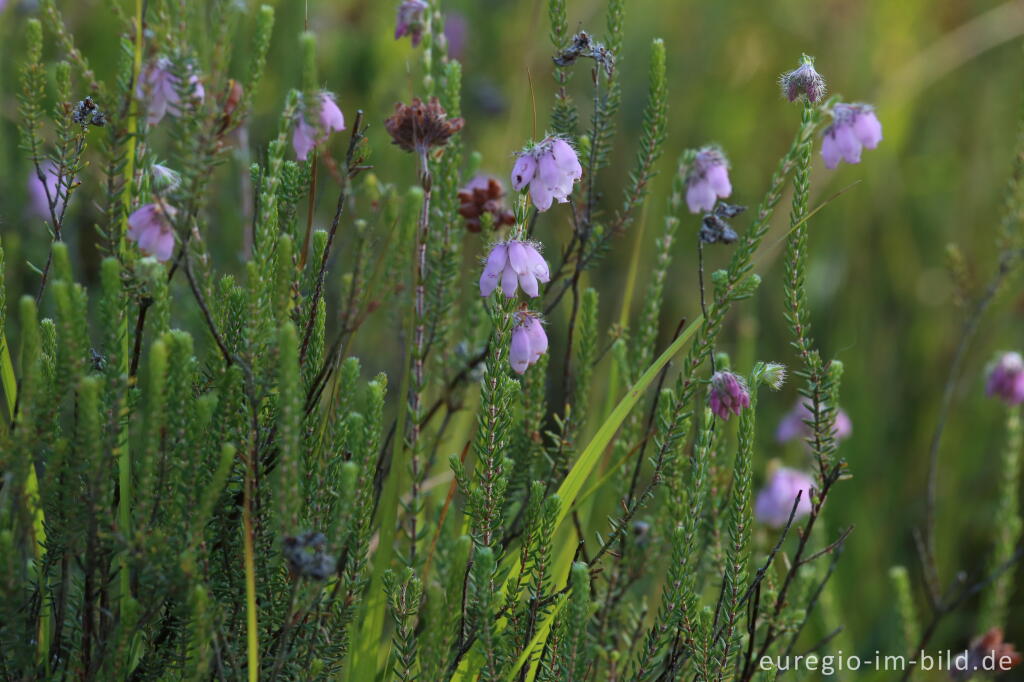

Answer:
[0,1,1023,681]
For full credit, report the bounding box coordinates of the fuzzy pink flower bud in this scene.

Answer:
[986,352,1024,405]
[708,371,751,421]
[779,56,827,103]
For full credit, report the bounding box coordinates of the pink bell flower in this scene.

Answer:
[127,203,177,262]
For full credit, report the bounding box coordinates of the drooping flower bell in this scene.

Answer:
[443,11,469,61]
[708,371,751,421]
[384,97,464,154]
[293,92,346,161]
[779,55,827,103]
[27,161,67,220]
[754,467,815,528]
[509,311,548,375]
[395,0,429,47]
[775,400,852,444]
[511,137,583,212]
[986,351,1024,405]
[684,147,732,214]
[127,203,177,262]
[479,240,550,298]
[820,103,882,170]
[458,176,515,232]
[137,57,205,126]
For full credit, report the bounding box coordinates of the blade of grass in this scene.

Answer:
[503,594,567,682]
[452,313,704,679]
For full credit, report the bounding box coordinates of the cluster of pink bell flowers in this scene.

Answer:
[477,136,584,374]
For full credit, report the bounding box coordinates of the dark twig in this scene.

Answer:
[128,297,153,377]
[922,247,1023,601]
[298,110,366,365]
[899,541,1024,682]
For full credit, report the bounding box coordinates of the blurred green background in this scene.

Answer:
[2,0,1024,672]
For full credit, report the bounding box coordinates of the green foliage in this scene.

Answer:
[1,2,1022,680]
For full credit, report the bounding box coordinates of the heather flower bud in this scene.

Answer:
[151,164,181,191]
[395,0,429,47]
[985,351,1024,405]
[511,136,583,212]
[779,55,826,103]
[509,311,548,375]
[684,147,732,214]
[775,400,852,444]
[293,92,346,161]
[458,176,515,232]
[757,362,787,391]
[708,371,750,421]
[479,240,550,298]
[755,467,815,528]
[731,273,762,301]
[820,103,882,169]
[127,203,177,262]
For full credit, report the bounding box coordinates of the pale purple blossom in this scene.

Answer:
[509,311,548,374]
[685,147,732,214]
[775,400,852,444]
[27,161,66,220]
[127,203,177,262]
[708,371,750,421]
[137,57,205,126]
[479,240,550,298]
[755,467,815,528]
[444,12,468,61]
[986,352,1024,405]
[293,92,346,161]
[395,0,429,47]
[820,103,882,170]
[512,137,583,212]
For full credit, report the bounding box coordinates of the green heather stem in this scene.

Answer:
[978,404,1023,629]
[713,375,758,681]
[407,148,433,568]
[114,0,141,638]
[890,565,921,659]
[645,112,815,544]
[631,411,713,680]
